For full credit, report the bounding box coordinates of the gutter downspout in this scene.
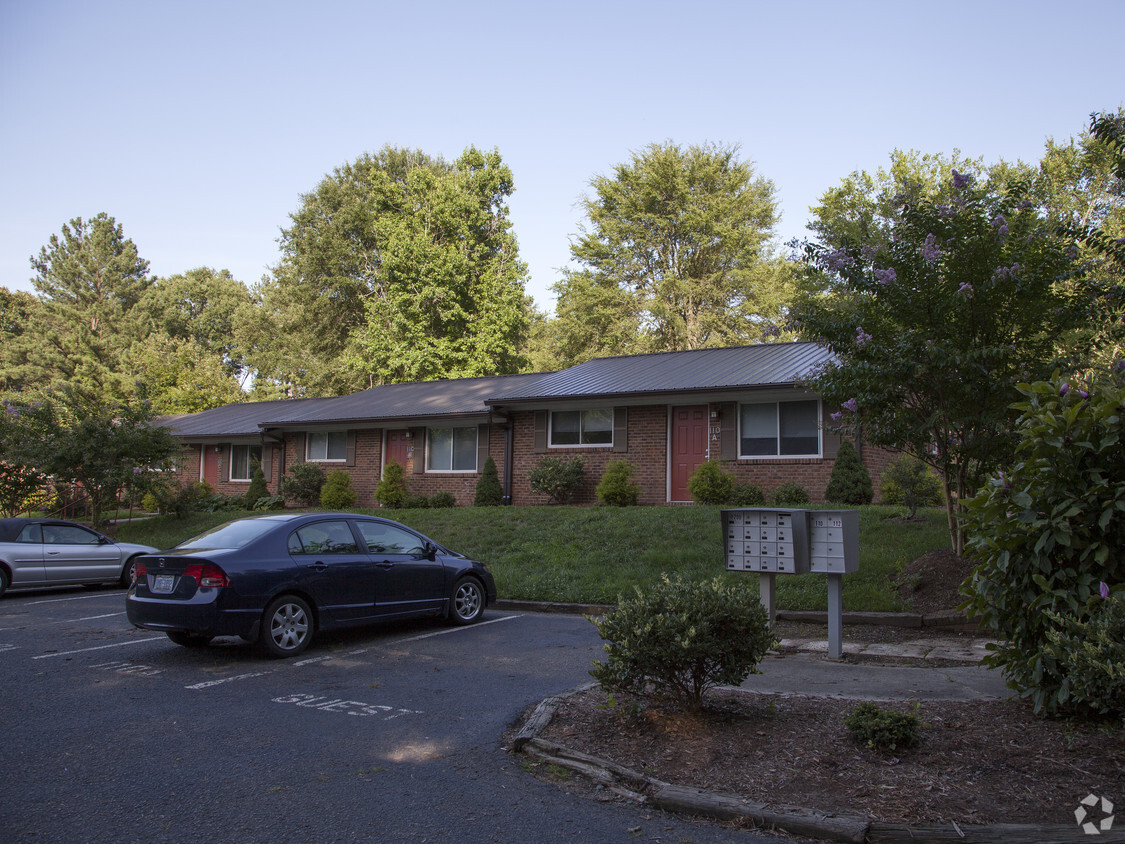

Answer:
[503,423,514,505]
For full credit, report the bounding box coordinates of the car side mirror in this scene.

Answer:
[425,542,437,561]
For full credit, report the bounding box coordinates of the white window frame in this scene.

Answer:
[426,426,478,473]
[230,444,263,482]
[738,399,821,459]
[306,431,347,462]
[548,408,614,449]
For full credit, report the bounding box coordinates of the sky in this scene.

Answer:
[2,0,1122,313]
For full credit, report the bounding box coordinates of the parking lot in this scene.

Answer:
[0,586,790,843]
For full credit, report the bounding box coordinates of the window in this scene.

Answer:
[42,524,100,545]
[739,400,820,457]
[230,444,263,481]
[427,427,477,472]
[307,431,347,462]
[550,408,612,447]
[354,521,427,556]
[289,521,359,555]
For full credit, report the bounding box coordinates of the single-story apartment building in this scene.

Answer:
[163,341,894,506]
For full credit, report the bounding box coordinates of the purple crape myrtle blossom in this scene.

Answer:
[991,214,1009,237]
[1102,582,1111,599]
[935,204,955,218]
[874,267,897,284]
[830,411,842,423]
[1059,382,1070,396]
[952,170,973,189]
[842,398,858,413]
[855,327,872,346]
[957,282,974,298]
[921,233,942,263]
[823,248,855,273]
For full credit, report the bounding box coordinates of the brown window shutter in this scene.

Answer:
[719,402,737,461]
[412,427,425,474]
[477,424,489,472]
[262,447,273,482]
[294,433,306,463]
[222,445,231,482]
[346,430,357,467]
[612,407,628,453]
[533,410,547,453]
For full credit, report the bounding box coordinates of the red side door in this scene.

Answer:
[385,430,412,474]
[670,405,709,502]
[202,446,220,486]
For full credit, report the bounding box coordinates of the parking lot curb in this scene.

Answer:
[509,684,1106,844]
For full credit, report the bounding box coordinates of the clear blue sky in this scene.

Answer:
[2,0,1122,312]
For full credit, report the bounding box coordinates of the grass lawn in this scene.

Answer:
[115,504,951,613]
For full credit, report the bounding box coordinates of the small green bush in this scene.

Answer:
[404,493,431,509]
[529,455,586,504]
[375,462,410,508]
[280,462,325,507]
[588,574,777,713]
[825,439,873,505]
[320,470,357,509]
[845,701,923,752]
[881,454,942,516]
[474,455,504,506]
[769,482,809,506]
[429,491,457,508]
[687,460,735,504]
[596,459,640,506]
[1043,591,1125,720]
[731,481,765,506]
[244,460,269,507]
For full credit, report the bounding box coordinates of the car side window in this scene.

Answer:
[43,524,100,545]
[354,521,427,556]
[16,524,42,543]
[290,521,359,555]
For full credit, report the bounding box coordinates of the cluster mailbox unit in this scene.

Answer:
[722,508,859,658]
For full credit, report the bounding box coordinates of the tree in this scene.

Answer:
[126,333,246,414]
[29,213,153,399]
[250,146,532,394]
[823,439,873,505]
[556,142,797,362]
[794,165,1090,553]
[474,455,503,506]
[0,395,53,516]
[0,288,45,392]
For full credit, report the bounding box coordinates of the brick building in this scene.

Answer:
[164,342,891,507]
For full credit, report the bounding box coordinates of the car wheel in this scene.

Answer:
[120,557,139,588]
[0,567,9,598]
[167,632,214,648]
[449,576,485,625]
[260,595,313,658]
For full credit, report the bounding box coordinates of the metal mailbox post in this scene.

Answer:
[722,508,859,659]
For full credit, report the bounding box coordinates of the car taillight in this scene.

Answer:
[132,562,146,585]
[183,563,230,588]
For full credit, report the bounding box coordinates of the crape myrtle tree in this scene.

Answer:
[552,142,797,366]
[793,167,1090,554]
[248,146,531,395]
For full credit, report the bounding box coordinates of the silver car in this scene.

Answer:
[0,518,158,597]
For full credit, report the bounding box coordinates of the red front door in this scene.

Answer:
[385,430,412,474]
[202,445,220,486]
[670,406,709,502]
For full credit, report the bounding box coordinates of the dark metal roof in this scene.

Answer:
[491,342,834,403]
[161,398,332,438]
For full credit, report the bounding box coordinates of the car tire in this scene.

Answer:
[0,566,9,598]
[167,632,214,648]
[449,576,485,625]
[120,557,139,588]
[260,595,313,658]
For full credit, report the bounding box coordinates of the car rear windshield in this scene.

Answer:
[176,519,279,550]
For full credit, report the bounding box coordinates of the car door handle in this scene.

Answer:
[375,561,394,569]
[47,550,61,556]
[312,561,328,571]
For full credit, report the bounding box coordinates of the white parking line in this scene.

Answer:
[186,672,272,690]
[32,636,165,659]
[27,593,125,605]
[396,613,522,643]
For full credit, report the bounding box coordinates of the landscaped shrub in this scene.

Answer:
[429,491,456,508]
[824,439,873,505]
[375,462,410,508]
[881,454,942,516]
[474,455,504,506]
[769,482,809,506]
[845,701,922,752]
[731,481,765,506]
[588,574,777,713]
[1043,591,1125,719]
[404,494,431,509]
[528,455,586,504]
[244,461,269,508]
[280,462,325,507]
[963,370,1125,716]
[320,470,357,509]
[687,460,735,504]
[596,459,640,506]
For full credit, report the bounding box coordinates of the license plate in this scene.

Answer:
[153,574,175,594]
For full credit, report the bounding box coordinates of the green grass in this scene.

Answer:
[115,504,950,613]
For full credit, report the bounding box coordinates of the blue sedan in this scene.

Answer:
[126,513,497,657]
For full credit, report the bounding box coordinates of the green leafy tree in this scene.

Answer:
[880,455,942,516]
[0,395,54,516]
[474,455,504,506]
[251,146,531,395]
[795,165,1089,553]
[962,369,1125,716]
[0,288,45,392]
[126,334,246,414]
[555,141,797,364]
[29,213,153,399]
[824,439,873,505]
